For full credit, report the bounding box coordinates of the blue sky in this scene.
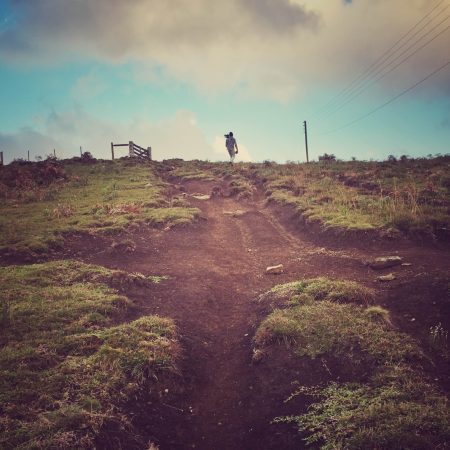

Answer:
[0,0,449,163]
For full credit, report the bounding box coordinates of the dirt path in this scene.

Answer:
[81,178,450,449]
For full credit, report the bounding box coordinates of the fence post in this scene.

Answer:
[129,141,133,157]
[111,142,115,160]
[28,150,30,161]
[0,151,3,166]
[53,149,56,158]
[147,147,152,160]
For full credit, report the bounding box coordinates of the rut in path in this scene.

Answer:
[121,180,317,449]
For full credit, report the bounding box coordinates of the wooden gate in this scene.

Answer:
[111,141,152,160]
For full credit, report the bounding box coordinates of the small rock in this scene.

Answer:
[191,194,210,200]
[410,317,416,322]
[369,256,403,270]
[252,349,264,363]
[266,264,284,275]
[401,262,412,266]
[377,273,396,282]
[223,210,247,217]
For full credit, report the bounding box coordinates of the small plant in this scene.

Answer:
[318,153,336,162]
[429,322,448,355]
[81,151,94,160]
[53,203,74,218]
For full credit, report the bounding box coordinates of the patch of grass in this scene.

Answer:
[228,177,255,199]
[276,366,450,449]
[0,160,200,254]
[254,300,418,362]
[258,277,375,309]
[255,277,449,449]
[253,156,450,236]
[0,261,178,449]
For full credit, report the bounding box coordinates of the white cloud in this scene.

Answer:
[0,0,448,101]
[0,127,60,162]
[71,69,109,100]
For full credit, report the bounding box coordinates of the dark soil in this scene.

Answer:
[3,176,449,449]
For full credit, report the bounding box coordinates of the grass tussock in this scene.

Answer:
[255,277,450,449]
[257,277,375,309]
[0,159,199,254]
[254,300,417,362]
[0,261,178,449]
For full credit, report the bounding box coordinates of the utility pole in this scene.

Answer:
[303,120,309,163]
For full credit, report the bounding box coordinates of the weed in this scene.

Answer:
[429,322,448,357]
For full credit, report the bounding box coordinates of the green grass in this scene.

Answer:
[255,300,418,362]
[276,367,450,450]
[257,277,375,309]
[255,278,450,449]
[252,156,450,236]
[0,159,199,253]
[0,261,178,449]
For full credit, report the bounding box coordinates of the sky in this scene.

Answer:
[0,0,449,164]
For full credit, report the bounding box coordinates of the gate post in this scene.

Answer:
[129,141,134,157]
[147,147,152,160]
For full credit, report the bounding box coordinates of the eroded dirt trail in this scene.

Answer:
[128,181,315,449]
[81,178,449,449]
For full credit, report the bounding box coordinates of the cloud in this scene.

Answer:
[0,0,448,100]
[71,70,109,100]
[0,127,60,162]
[0,107,252,163]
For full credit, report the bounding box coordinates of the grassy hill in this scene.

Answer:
[0,155,449,449]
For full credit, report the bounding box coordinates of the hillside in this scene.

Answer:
[1,156,449,449]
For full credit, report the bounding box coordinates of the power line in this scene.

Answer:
[322,10,449,118]
[312,0,448,117]
[318,60,450,136]
[321,20,450,118]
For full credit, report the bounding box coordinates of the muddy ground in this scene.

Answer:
[6,177,450,449]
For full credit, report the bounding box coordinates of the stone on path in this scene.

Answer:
[191,194,210,200]
[369,256,403,270]
[223,210,247,217]
[377,273,397,282]
[266,264,284,275]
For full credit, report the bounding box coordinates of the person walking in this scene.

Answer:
[225,132,239,163]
